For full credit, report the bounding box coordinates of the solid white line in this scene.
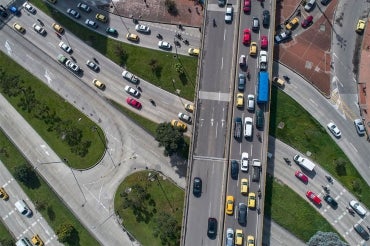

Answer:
[349,142,358,152]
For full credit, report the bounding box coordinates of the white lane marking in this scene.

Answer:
[221,57,224,70]
[5,41,12,55]
[349,142,358,152]
[44,70,53,85]
[309,98,318,107]
[224,29,226,40]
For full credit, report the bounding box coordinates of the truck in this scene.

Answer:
[234,117,242,139]
[122,70,139,84]
[293,154,315,172]
[252,159,261,182]
[257,71,269,104]
[259,50,268,70]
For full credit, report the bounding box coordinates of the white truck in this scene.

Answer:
[122,70,139,84]
[293,154,315,171]
[252,159,261,182]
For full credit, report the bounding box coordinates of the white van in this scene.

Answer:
[15,200,32,217]
[244,117,253,138]
[16,237,33,246]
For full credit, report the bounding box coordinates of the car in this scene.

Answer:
[306,191,321,205]
[301,15,313,28]
[241,152,249,172]
[320,0,331,5]
[259,50,268,70]
[106,27,118,36]
[15,200,32,217]
[356,20,366,33]
[0,5,8,18]
[52,23,64,33]
[188,48,200,56]
[67,8,80,19]
[295,170,308,183]
[9,6,20,15]
[262,10,270,27]
[158,41,172,49]
[207,218,217,239]
[327,122,341,137]
[96,13,108,22]
[23,2,36,14]
[13,23,25,33]
[247,94,255,111]
[248,192,256,208]
[126,33,139,42]
[86,60,99,71]
[239,54,247,67]
[225,195,234,215]
[231,160,238,179]
[185,103,194,113]
[235,229,243,245]
[218,0,226,6]
[349,200,367,216]
[240,178,248,194]
[243,0,251,13]
[59,41,72,53]
[238,73,246,91]
[238,203,247,225]
[0,187,9,200]
[286,17,299,30]
[92,79,105,89]
[122,70,139,83]
[124,85,140,97]
[354,119,365,135]
[77,2,91,12]
[274,30,292,43]
[65,60,80,72]
[33,24,46,35]
[249,42,257,56]
[236,93,244,107]
[244,117,253,137]
[260,35,268,49]
[126,97,142,109]
[193,177,202,197]
[243,28,251,45]
[247,235,255,246]
[323,194,338,208]
[171,120,187,131]
[224,5,233,23]
[85,19,98,29]
[31,234,44,246]
[178,112,192,123]
[252,17,259,31]
[135,24,150,33]
[226,228,234,246]
[304,0,316,12]
[256,109,264,129]
[234,117,242,139]
[354,223,369,240]
[272,77,285,87]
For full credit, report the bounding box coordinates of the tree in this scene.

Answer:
[121,184,152,222]
[14,165,34,184]
[153,212,180,245]
[56,223,76,243]
[164,0,178,15]
[155,123,185,156]
[307,231,348,246]
[334,158,347,176]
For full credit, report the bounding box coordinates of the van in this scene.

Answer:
[244,117,253,138]
[16,237,33,246]
[15,200,32,217]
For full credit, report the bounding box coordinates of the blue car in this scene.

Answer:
[9,6,20,15]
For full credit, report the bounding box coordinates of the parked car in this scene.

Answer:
[77,3,91,12]
[67,8,80,19]
[274,30,292,43]
[240,152,249,172]
[95,13,108,22]
[23,2,36,14]
[171,120,187,131]
[272,77,285,87]
[301,15,313,28]
[185,103,194,113]
[354,119,365,135]
[295,170,308,183]
[323,194,338,208]
[354,223,369,240]
[207,218,217,239]
[106,27,118,36]
[304,0,316,12]
[85,19,98,29]
[306,191,321,205]
[178,112,192,123]
[193,177,202,197]
[327,122,341,137]
[285,17,299,30]
[349,200,367,216]
[188,48,200,56]
[321,0,331,5]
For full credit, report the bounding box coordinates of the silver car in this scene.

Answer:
[226,228,234,246]
[354,119,365,135]
[124,86,140,97]
[178,113,192,123]
[350,200,367,216]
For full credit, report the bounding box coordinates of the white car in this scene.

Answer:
[122,70,139,83]
[124,86,140,97]
[224,5,233,23]
[66,60,80,72]
[244,117,253,138]
[135,24,150,33]
[59,41,72,53]
[241,152,249,172]
[158,41,172,50]
[247,94,255,111]
[354,119,365,135]
[327,122,341,137]
[226,228,234,246]
[349,200,367,216]
[23,2,36,14]
[259,50,268,70]
[86,60,99,71]
[178,113,192,123]
[32,24,46,35]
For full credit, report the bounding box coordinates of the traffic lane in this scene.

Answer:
[184,160,225,246]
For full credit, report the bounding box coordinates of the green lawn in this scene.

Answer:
[114,170,184,246]
[0,221,14,245]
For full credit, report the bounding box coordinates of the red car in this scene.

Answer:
[306,191,321,205]
[301,15,313,28]
[260,35,268,49]
[243,0,251,13]
[243,28,251,45]
[126,97,142,109]
[295,170,308,183]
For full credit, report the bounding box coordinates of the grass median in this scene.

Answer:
[0,221,14,245]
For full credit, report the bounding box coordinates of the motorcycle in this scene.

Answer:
[321,185,330,193]
[283,157,291,165]
[156,33,163,39]
[37,18,44,26]
[136,85,142,92]
[183,39,189,45]
[258,189,261,198]
[149,99,156,106]
[346,207,355,215]
[325,175,333,184]
[283,75,290,81]
[213,18,216,27]
[175,33,182,40]
[174,40,181,47]
[246,71,250,80]
[55,32,61,39]
[93,57,99,64]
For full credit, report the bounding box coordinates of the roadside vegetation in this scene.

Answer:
[0,222,14,246]
[114,170,184,246]
[0,130,99,246]
[33,1,197,101]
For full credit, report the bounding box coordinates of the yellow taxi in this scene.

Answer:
[31,234,44,246]
[356,19,365,33]
[235,229,243,245]
[52,23,64,34]
[225,195,234,215]
[185,103,194,113]
[126,33,139,42]
[240,178,248,195]
[171,120,187,131]
[248,192,256,208]
[272,77,285,87]
[247,235,255,246]
[188,48,200,56]
[13,23,25,33]
[0,187,9,200]
[249,42,257,56]
[95,13,108,22]
[236,93,244,108]
[285,17,299,30]
[92,79,105,90]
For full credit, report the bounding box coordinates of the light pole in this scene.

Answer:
[63,158,87,207]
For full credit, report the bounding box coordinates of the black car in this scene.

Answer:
[238,73,246,91]
[207,218,217,239]
[354,223,369,240]
[262,10,270,27]
[256,110,264,129]
[193,177,202,197]
[0,5,8,18]
[323,195,338,208]
[320,0,331,5]
[218,0,226,7]
[238,203,247,225]
[231,160,238,179]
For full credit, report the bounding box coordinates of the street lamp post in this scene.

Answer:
[63,158,87,207]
